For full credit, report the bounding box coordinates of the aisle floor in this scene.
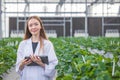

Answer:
[2,66,20,80]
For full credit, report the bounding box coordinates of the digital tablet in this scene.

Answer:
[25,56,49,66]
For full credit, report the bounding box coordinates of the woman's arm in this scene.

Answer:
[16,41,26,74]
[44,41,58,77]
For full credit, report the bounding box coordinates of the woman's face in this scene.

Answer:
[28,18,41,36]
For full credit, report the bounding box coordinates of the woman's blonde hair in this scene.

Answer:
[24,16,48,49]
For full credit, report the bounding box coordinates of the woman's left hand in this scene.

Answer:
[30,55,45,68]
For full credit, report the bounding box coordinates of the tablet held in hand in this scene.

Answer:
[25,56,49,66]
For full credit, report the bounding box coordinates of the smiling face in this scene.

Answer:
[24,16,48,40]
[27,18,41,36]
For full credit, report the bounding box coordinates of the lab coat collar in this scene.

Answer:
[26,38,40,55]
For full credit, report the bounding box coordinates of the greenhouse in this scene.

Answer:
[0,0,120,80]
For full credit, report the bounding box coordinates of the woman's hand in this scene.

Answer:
[30,55,45,68]
[19,59,32,70]
[22,58,32,65]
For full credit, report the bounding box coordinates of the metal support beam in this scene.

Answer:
[0,0,2,39]
[102,0,104,36]
[55,0,66,15]
[85,0,88,37]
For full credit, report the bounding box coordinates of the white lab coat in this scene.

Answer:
[16,38,58,80]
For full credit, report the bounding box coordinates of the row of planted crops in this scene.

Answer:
[0,38,22,80]
[0,37,120,80]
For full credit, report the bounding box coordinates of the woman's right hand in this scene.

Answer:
[19,59,32,70]
[22,58,33,66]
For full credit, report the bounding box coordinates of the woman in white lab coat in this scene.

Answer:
[16,16,58,80]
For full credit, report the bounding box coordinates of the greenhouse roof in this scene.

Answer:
[4,0,120,3]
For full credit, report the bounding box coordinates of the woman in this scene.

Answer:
[16,16,58,80]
